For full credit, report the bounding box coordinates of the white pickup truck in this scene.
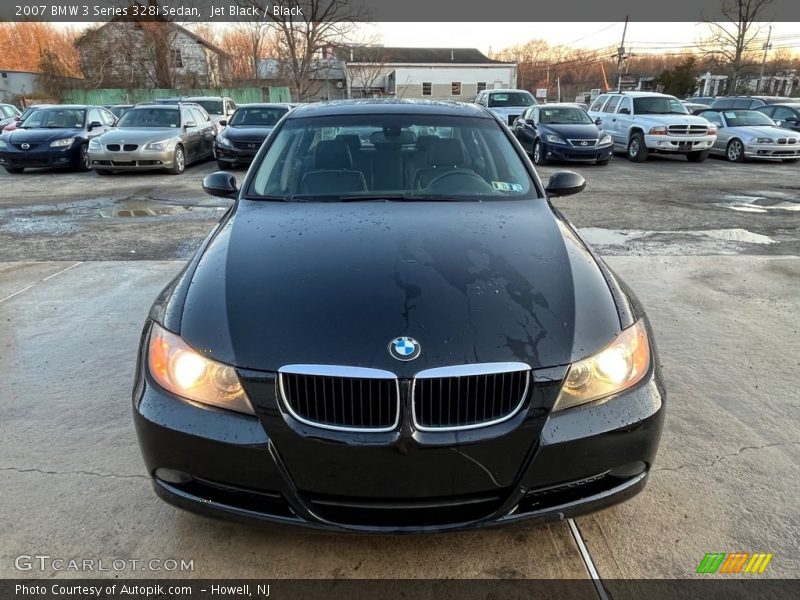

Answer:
[588,91,717,162]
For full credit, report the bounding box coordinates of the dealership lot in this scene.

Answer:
[0,156,798,580]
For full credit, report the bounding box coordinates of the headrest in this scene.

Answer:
[429,138,465,167]
[335,134,361,152]
[416,135,438,151]
[314,140,352,169]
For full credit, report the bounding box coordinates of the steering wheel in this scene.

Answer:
[425,170,498,194]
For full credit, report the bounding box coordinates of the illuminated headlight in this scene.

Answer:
[50,137,75,148]
[648,126,668,135]
[147,323,254,415]
[216,134,232,147]
[599,134,612,145]
[545,134,566,144]
[145,139,175,151]
[553,319,650,412]
[88,138,101,150]
[750,137,773,144]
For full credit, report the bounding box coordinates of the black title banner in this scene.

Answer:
[2,0,800,22]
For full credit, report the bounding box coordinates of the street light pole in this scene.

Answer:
[616,16,629,91]
[757,25,773,94]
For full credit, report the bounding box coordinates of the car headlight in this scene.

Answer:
[599,133,612,145]
[750,137,773,144]
[147,323,254,415]
[545,134,565,144]
[145,139,175,151]
[50,137,75,148]
[88,138,101,150]
[707,126,717,135]
[648,126,668,135]
[216,134,232,147]
[553,319,650,412]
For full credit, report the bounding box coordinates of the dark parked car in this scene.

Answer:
[512,103,613,165]
[755,103,800,133]
[685,96,716,106]
[0,105,115,173]
[215,103,292,169]
[710,96,792,110]
[133,100,665,532]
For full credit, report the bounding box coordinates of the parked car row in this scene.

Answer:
[0,100,297,175]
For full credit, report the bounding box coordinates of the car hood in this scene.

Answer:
[178,199,621,376]
[489,107,529,118]
[99,128,179,144]
[222,125,275,141]
[540,123,602,139]
[722,125,798,140]
[7,127,83,143]
[636,113,711,125]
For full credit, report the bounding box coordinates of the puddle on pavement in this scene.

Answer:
[717,191,800,213]
[103,200,191,218]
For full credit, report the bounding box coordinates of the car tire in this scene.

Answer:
[4,167,24,174]
[76,144,91,172]
[627,132,648,162]
[533,140,548,166]
[168,145,186,175]
[686,150,709,163]
[596,158,610,166]
[217,159,234,170]
[726,139,746,162]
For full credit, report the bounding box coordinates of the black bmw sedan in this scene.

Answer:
[0,105,115,173]
[513,103,613,166]
[215,103,292,169]
[134,100,665,532]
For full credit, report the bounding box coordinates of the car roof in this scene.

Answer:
[235,103,294,109]
[601,91,674,98]
[182,96,228,100]
[538,102,585,108]
[286,99,490,119]
[764,102,800,108]
[31,105,94,109]
[485,89,533,94]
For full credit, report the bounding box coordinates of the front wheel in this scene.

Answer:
[76,144,91,172]
[168,145,186,175]
[533,140,548,165]
[627,133,649,162]
[686,150,709,163]
[726,139,746,162]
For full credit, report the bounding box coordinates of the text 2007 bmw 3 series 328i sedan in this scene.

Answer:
[133,99,665,533]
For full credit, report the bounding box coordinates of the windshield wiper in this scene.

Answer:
[340,193,461,202]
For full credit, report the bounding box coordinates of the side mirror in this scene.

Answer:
[184,121,197,129]
[594,118,602,126]
[88,120,103,130]
[14,116,21,122]
[203,171,239,199]
[526,118,536,126]
[545,171,586,198]
[219,119,227,127]
[618,107,630,115]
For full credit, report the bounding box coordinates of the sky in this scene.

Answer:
[362,22,800,57]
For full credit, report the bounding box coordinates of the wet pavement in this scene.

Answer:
[0,155,798,581]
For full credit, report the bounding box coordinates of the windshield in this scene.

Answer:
[488,92,536,108]
[539,107,593,125]
[633,96,688,115]
[248,114,535,202]
[229,106,288,127]
[723,111,775,127]
[109,106,131,118]
[21,108,85,129]
[116,107,180,128]
[191,100,224,115]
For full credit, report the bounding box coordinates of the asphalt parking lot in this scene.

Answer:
[0,154,798,583]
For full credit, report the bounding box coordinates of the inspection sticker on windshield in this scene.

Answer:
[492,181,523,192]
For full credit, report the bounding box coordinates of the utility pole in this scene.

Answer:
[616,16,629,91]
[557,77,561,102]
[758,25,773,94]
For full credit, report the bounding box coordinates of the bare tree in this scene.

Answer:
[344,46,388,97]
[696,0,776,93]
[241,0,370,101]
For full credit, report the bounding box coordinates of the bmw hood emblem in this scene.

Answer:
[388,336,421,361]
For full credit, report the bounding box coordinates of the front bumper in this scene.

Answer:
[643,135,715,153]
[543,142,613,163]
[88,146,175,170]
[743,143,800,159]
[134,351,665,533]
[0,146,81,169]
[215,142,259,165]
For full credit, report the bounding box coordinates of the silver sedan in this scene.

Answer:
[699,109,799,163]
